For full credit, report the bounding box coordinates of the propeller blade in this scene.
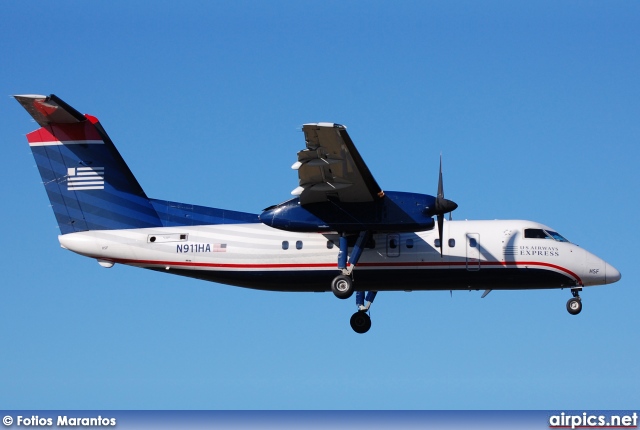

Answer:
[433,155,458,258]
[437,213,444,258]
[437,155,444,199]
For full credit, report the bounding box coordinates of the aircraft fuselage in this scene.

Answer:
[58,218,619,293]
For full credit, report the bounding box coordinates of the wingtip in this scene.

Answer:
[302,122,347,130]
[14,93,86,127]
[13,94,48,100]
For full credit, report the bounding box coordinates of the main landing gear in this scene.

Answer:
[331,275,354,299]
[332,273,376,333]
[349,291,377,334]
[350,311,371,334]
[566,287,582,315]
[330,231,378,333]
[332,274,374,333]
[331,231,369,300]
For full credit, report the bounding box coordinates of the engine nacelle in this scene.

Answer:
[259,191,436,233]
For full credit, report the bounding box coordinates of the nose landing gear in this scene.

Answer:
[566,287,582,315]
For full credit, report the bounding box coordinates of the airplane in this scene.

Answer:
[14,94,621,333]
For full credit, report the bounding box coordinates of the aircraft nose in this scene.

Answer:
[605,262,621,284]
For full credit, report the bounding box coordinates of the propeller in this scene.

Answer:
[434,155,458,257]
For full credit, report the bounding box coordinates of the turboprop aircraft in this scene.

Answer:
[15,94,621,333]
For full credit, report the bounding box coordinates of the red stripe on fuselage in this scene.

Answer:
[113,259,337,269]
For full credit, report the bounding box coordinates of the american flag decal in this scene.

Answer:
[213,243,227,252]
[66,167,105,191]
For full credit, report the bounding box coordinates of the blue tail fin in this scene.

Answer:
[15,94,163,234]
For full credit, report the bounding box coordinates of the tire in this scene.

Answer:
[350,311,372,334]
[566,297,582,315]
[331,275,354,299]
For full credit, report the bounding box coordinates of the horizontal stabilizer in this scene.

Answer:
[14,94,87,127]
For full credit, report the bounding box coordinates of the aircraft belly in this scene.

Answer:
[353,266,576,291]
[145,265,577,292]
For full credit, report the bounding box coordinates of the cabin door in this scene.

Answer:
[466,233,480,271]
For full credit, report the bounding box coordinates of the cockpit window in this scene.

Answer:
[524,228,570,243]
[524,228,551,239]
[546,231,570,242]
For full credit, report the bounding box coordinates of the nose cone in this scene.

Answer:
[605,262,621,284]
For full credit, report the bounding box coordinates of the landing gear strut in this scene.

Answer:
[566,288,582,315]
[331,232,363,300]
[349,290,377,333]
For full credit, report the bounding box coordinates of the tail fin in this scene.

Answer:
[15,94,163,234]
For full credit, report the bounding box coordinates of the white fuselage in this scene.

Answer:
[58,219,619,293]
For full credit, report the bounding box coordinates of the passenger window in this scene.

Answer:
[524,229,551,239]
[282,241,289,250]
[434,239,441,248]
[406,239,414,249]
[296,240,303,250]
[389,238,398,249]
[327,240,334,249]
[448,239,455,248]
[469,238,477,248]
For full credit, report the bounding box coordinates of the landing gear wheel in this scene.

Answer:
[566,297,582,315]
[331,275,354,299]
[350,311,372,334]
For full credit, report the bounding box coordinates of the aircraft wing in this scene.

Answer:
[293,123,384,205]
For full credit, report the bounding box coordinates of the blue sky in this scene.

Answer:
[0,1,638,409]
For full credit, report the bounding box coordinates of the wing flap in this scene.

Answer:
[295,123,383,204]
